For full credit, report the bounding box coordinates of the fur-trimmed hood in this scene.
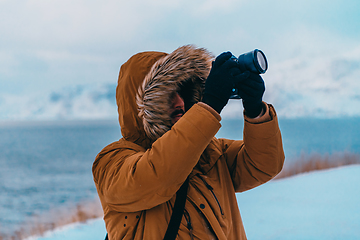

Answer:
[116,45,214,148]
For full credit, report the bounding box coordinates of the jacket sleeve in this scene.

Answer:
[92,103,221,212]
[221,103,285,192]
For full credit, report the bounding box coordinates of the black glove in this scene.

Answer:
[235,72,265,118]
[202,52,249,114]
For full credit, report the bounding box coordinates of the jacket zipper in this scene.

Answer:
[196,173,224,216]
[184,209,194,240]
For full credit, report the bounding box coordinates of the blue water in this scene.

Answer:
[0,120,120,238]
[217,118,360,159]
[0,118,359,238]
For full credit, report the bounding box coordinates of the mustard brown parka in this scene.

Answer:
[92,45,285,240]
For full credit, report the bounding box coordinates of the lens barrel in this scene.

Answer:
[237,49,268,74]
[230,49,267,99]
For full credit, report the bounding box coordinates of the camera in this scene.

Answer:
[229,49,268,99]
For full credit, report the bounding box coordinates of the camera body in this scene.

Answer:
[230,49,268,99]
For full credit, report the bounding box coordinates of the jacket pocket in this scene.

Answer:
[196,173,224,216]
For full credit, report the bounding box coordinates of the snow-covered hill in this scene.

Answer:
[0,84,118,121]
[1,48,360,121]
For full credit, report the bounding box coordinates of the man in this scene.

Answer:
[92,45,285,239]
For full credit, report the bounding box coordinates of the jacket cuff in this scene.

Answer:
[197,102,222,122]
[244,102,272,124]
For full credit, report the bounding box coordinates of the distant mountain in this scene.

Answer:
[261,53,360,118]
[0,84,118,121]
[1,52,360,121]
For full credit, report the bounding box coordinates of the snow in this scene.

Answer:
[27,165,360,240]
[25,219,107,240]
[238,165,360,240]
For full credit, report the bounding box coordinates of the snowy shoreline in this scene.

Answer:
[24,218,106,240]
[25,165,360,240]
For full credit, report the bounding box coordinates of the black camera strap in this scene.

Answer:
[163,177,189,240]
[104,178,189,240]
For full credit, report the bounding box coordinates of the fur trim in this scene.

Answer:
[137,45,214,141]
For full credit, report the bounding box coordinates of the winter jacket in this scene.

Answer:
[92,45,285,240]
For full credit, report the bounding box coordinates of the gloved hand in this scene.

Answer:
[202,52,249,114]
[235,72,265,118]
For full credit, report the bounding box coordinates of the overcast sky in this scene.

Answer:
[1,0,360,97]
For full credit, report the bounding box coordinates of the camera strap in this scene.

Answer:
[163,177,189,240]
[103,177,189,240]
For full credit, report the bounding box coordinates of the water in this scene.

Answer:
[0,118,359,238]
[218,118,360,159]
[0,120,120,238]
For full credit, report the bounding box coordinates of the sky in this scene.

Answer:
[1,0,360,118]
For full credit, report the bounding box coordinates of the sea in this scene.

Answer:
[0,118,359,239]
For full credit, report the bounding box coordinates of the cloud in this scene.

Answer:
[1,0,360,113]
[0,50,18,77]
[2,0,359,49]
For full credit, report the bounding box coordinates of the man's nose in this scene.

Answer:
[173,93,185,110]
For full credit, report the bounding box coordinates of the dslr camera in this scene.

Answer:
[229,49,268,99]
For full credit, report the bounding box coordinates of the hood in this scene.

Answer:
[116,45,214,148]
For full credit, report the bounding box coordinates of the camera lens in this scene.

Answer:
[235,49,268,74]
[229,49,268,99]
